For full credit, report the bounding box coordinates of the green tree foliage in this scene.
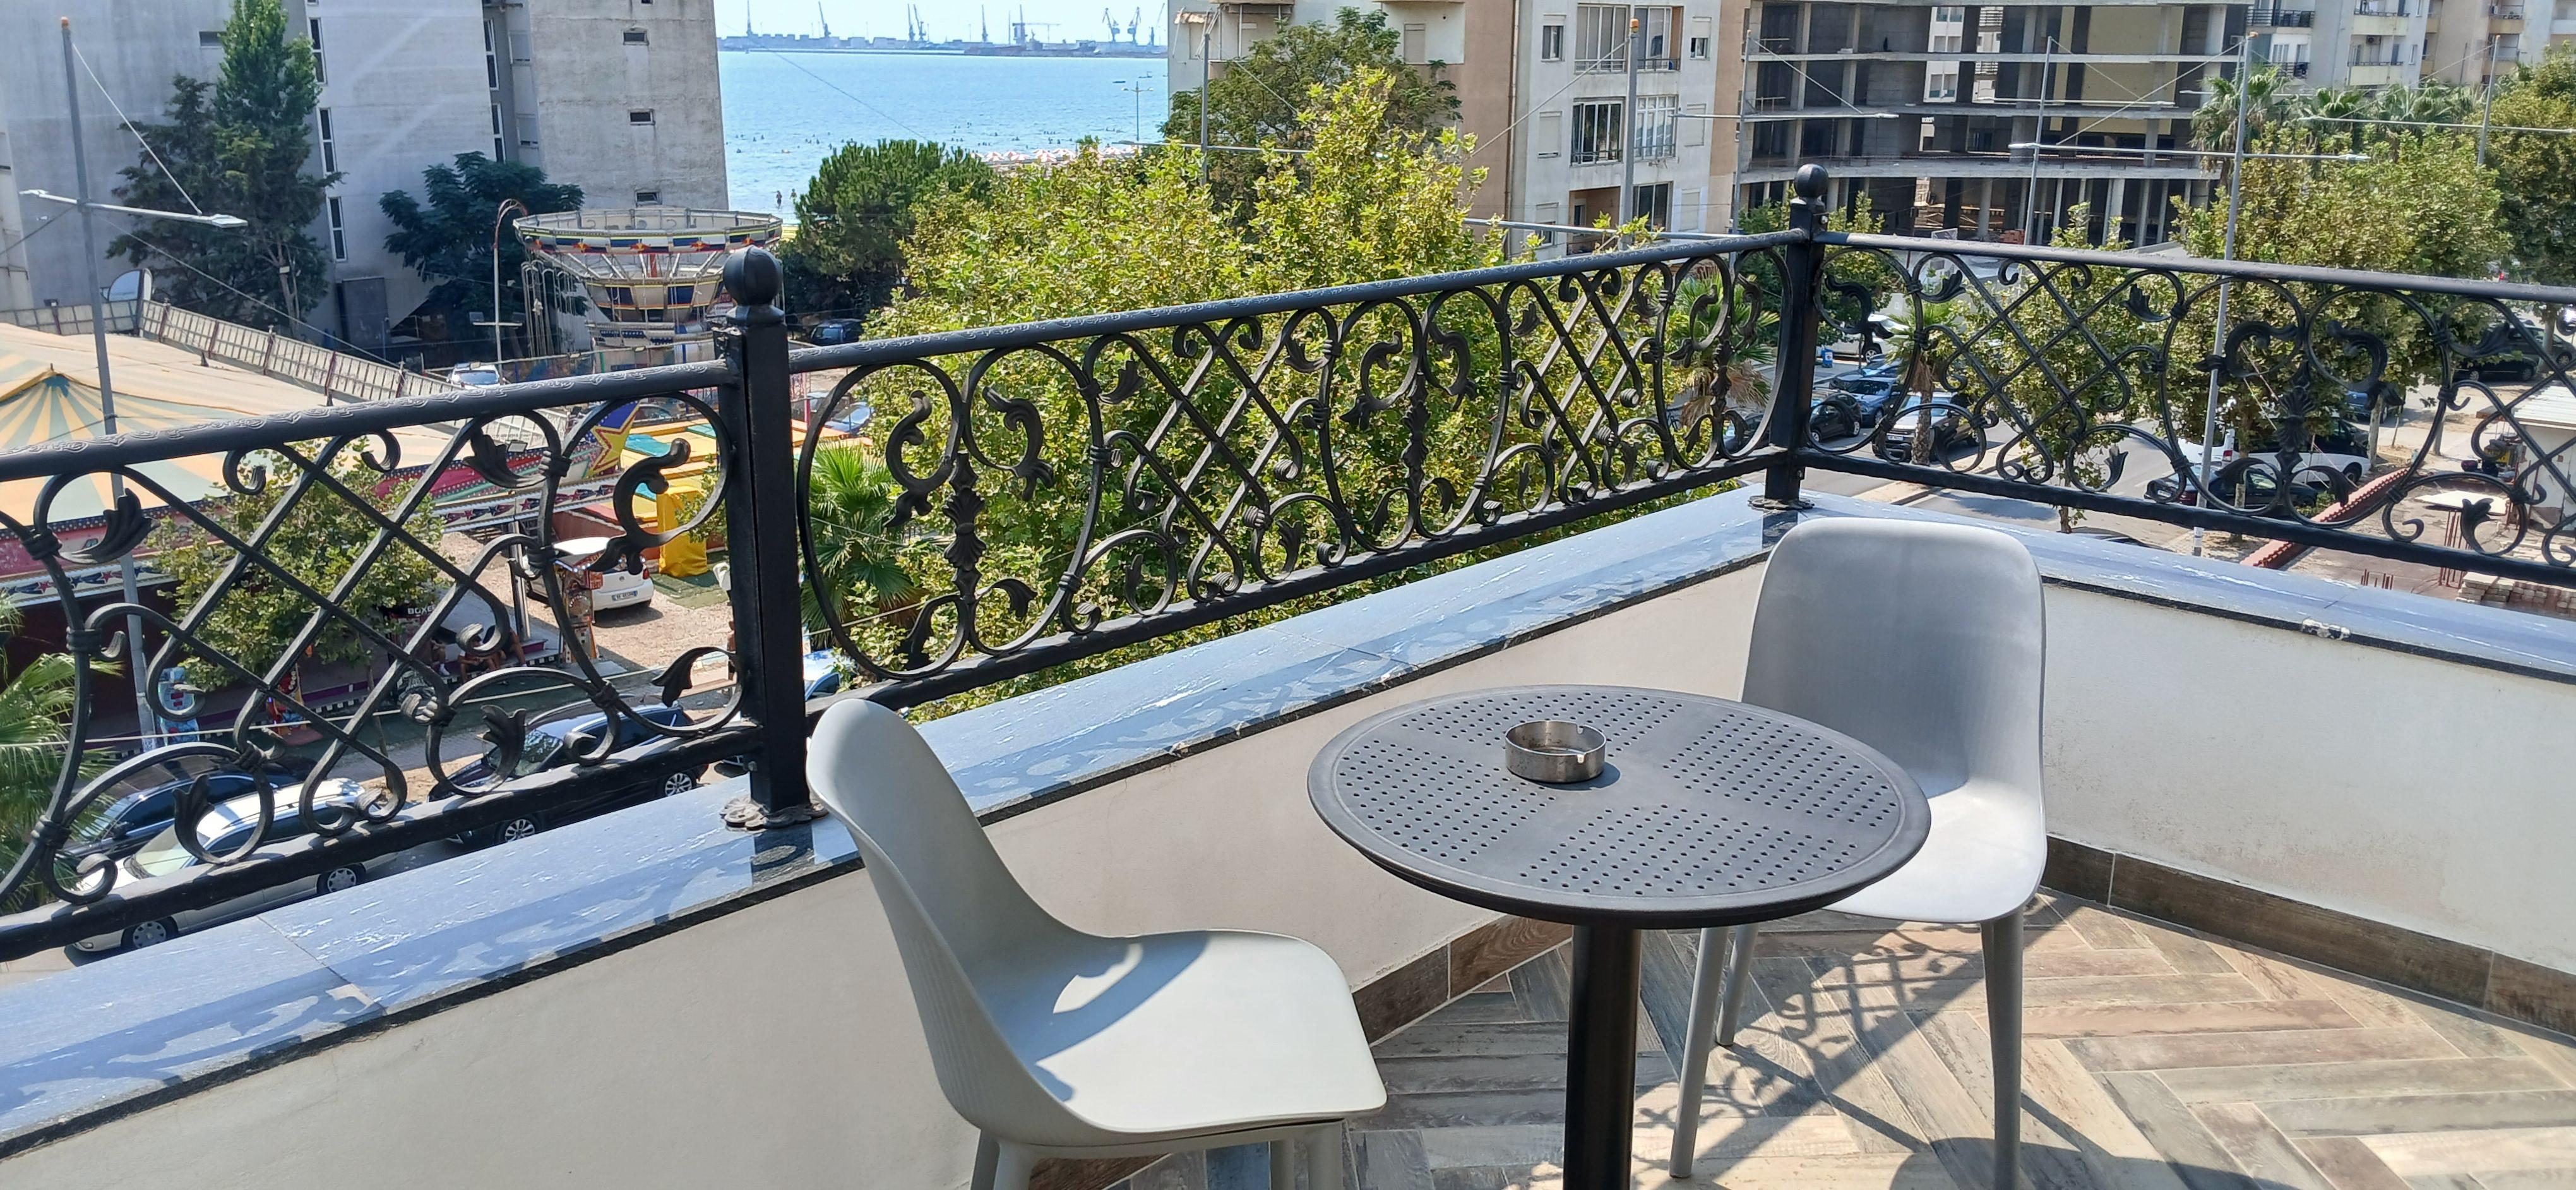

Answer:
[379,153,583,352]
[110,0,337,330]
[0,603,98,911]
[2490,45,2576,284]
[158,457,444,670]
[1969,206,2156,530]
[1161,8,1460,209]
[780,140,995,318]
[2171,129,2506,442]
[2191,64,2298,151]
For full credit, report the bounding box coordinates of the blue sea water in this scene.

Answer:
[720,50,1171,215]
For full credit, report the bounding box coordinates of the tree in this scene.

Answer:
[1970,206,2156,531]
[379,153,582,353]
[157,455,445,671]
[2192,64,2296,152]
[780,140,994,320]
[2490,45,2576,285]
[1161,8,1460,209]
[1738,194,1901,337]
[109,0,337,330]
[0,604,107,912]
[803,445,923,633]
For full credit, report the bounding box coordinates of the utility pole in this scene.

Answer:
[2478,35,2500,166]
[61,17,162,750]
[2024,37,2053,244]
[1200,30,1212,184]
[1619,8,1642,225]
[490,198,528,365]
[2191,33,2254,559]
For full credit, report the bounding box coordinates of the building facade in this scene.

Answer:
[1509,3,1739,239]
[1734,1,2241,247]
[0,0,724,358]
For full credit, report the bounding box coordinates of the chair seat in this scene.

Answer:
[1828,778,2045,925]
[986,928,1388,1145]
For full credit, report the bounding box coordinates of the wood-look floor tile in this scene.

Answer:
[1377,1049,1672,1096]
[2262,1090,2576,1138]
[1376,1021,1579,1061]
[1633,1153,1962,1190]
[1748,961,1932,1154]
[2470,1172,2576,1190]
[2188,1102,2337,1190]
[2096,1073,2261,1190]
[2064,1028,2461,1073]
[2361,1126,2576,1177]
[1806,947,2175,989]
[2058,903,2157,952]
[2292,1136,2414,1190]
[1510,949,1571,1023]
[2016,999,2361,1040]
[1352,1130,1436,1190]
[2158,1059,2565,1105]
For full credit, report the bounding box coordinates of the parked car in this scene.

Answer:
[67,766,292,862]
[448,363,503,388]
[808,318,864,346]
[72,780,402,954]
[1828,360,1902,392]
[2173,419,2375,490]
[1811,380,1909,440]
[440,703,705,846]
[715,652,849,779]
[1873,395,1984,461]
[546,536,654,613]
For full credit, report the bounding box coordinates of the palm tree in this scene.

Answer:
[2299,87,2374,154]
[0,603,98,912]
[1667,272,1778,436]
[2194,64,2294,150]
[803,445,921,635]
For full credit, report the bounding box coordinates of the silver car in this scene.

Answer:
[73,781,416,955]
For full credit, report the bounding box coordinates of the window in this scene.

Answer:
[326,196,347,261]
[1683,102,1708,147]
[1401,22,1425,64]
[635,189,661,204]
[1533,201,1561,245]
[1536,110,1564,157]
[1541,20,1565,60]
[1571,99,1624,164]
[318,108,337,172]
[1635,95,1679,160]
[1633,182,1672,231]
[629,109,654,124]
[199,30,223,47]
[1689,35,1710,57]
[1575,5,1628,71]
[516,114,540,147]
[1690,16,1712,57]
[624,27,650,44]
[491,103,505,159]
[308,19,325,82]
[1677,187,1702,232]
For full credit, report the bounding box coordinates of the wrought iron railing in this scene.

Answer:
[4,165,2576,960]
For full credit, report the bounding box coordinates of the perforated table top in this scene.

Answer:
[1308,685,1931,929]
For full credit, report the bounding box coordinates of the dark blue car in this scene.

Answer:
[70,767,290,862]
[440,703,704,846]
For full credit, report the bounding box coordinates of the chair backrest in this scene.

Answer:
[806,699,1090,1140]
[1744,519,2044,803]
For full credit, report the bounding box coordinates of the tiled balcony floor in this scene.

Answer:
[1123,896,2576,1190]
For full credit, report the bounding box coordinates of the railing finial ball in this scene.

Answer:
[724,245,785,313]
[1792,164,1829,203]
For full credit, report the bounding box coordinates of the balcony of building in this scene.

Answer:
[3,170,2576,1189]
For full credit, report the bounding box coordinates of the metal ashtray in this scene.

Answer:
[1505,720,1607,784]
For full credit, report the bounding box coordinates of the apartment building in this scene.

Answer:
[1734,1,2243,246]
[2254,0,2428,86]
[0,0,723,355]
[2423,0,2533,88]
[1512,3,1739,240]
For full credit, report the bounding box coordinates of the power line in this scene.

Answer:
[71,42,206,218]
[0,208,64,267]
[118,229,350,347]
[749,45,934,140]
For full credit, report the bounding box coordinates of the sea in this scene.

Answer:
[720,50,1171,215]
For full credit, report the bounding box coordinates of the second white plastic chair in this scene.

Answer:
[809,699,1386,1190]
[1668,519,2048,1189]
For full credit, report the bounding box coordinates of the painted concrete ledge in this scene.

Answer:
[6,486,2575,1158]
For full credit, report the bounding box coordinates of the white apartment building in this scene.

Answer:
[2252,0,2428,87]
[1512,3,1734,244]
[0,0,724,356]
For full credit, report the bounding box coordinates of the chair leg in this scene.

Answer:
[989,1140,1037,1190]
[1984,909,2026,1190]
[1714,922,1760,1047]
[971,1133,1001,1190]
[1271,1134,1297,1190]
[1669,926,1731,1178]
[1306,1122,1347,1190]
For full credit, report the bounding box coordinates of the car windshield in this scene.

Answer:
[495,728,571,780]
[126,798,258,878]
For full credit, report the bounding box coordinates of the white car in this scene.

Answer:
[73,781,414,955]
[556,536,655,612]
[2175,420,2376,487]
[448,363,503,387]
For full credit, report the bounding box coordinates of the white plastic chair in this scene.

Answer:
[808,699,1386,1190]
[1669,519,2046,1188]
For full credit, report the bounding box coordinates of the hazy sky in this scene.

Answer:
[732,1,1171,41]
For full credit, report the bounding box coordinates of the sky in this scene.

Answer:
[730,0,1171,42]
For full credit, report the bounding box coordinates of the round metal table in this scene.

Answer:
[1308,685,1930,1189]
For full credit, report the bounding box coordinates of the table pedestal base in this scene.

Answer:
[1565,924,1642,1189]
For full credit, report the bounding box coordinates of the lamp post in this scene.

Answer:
[489,198,528,366]
[2195,32,2254,559]
[47,17,249,750]
[1620,8,1642,225]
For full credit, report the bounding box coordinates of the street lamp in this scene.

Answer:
[50,17,251,750]
[480,198,529,367]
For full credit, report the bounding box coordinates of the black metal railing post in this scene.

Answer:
[717,246,822,829]
[1760,164,1830,509]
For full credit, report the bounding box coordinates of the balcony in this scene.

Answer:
[4,169,2576,1187]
